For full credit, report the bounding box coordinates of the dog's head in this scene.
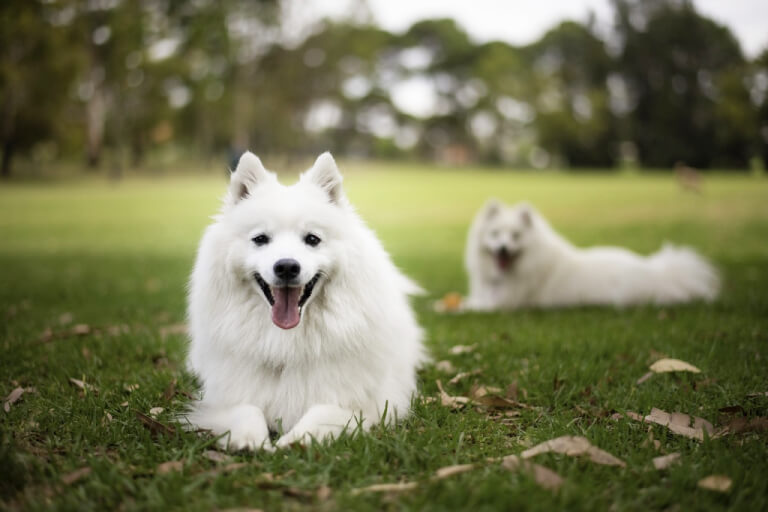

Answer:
[475,199,535,272]
[222,152,350,330]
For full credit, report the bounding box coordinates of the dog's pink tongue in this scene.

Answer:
[271,287,302,329]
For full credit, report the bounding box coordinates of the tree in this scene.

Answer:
[613,0,753,168]
[0,1,81,177]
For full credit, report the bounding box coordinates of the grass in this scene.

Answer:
[1,163,767,511]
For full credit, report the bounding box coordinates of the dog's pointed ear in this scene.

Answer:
[482,198,502,219]
[518,202,534,227]
[229,152,270,204]
[304,152,344,204]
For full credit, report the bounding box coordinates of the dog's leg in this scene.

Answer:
[275,404,365,448]
[188,403,272,451]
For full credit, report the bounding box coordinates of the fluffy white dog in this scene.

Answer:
[464,199,720,310]
[185,152,424,450]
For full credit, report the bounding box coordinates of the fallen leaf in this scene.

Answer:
[136,411,176,437]
[102,412,113,425]
[652,452,681,470]
[521,435,626,467]
[636,371,654,385]
[435,360,455,373]
[3,387,25,413]
[71,324,92,336]
[203,450,232,463]
[69,378,98,394]
[149,407,164,418]
[747,391,768,398]
[59,312,73,325]
[316,485,332,501]
[434,292,463,313]
[448,369,482,385]
[350,482,418,495]
[698,475,732,493]
[434,463,475,479]
[501,455,563,491]
[642,408,713,440]
[61,467,91,485]
[715,416,768,436]
[124,383,140,392]
[156,461,183,474]
[436,380,470,409]
[506,381,519,401]
[163,379,177,401]
[159,323,188,339]
[449,344,477,355]
[649,358,701,374]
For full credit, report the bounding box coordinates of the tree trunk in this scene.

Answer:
[1,137,14,178]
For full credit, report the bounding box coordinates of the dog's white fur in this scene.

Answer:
[464,199,720,310]
[186,152,424,450]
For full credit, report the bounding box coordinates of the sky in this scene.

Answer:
[306,0,768,58]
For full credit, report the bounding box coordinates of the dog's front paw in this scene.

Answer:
[222,423,273,452]
[274,404,358,449]
[274,428,311,448]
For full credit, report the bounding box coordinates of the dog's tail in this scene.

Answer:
[648,244,720,303]
[399,275,426,296]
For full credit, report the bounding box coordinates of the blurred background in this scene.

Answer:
[2,0,768,178]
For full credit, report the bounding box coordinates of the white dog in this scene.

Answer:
[464,199,720,310]
[185,152,424,450]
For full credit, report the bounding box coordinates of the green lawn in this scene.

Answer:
[1,164,767,511]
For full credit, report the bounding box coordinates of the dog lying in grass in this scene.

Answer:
[185,152,425,450]
[462,199,720,311]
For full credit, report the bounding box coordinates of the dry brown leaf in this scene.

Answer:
[163,379,178,401]
[521,435,626,467]
[136,411,177,437]
[449,344,477,355]
[69,378,98,394]
[159,323,188,339]
[714,416,768,437]
[3,387,25,413]
[435,360,455,373]
[316,485,332,501]
[203,450,232,463]
[434,292,463,313]
[747,391,768,398]
[59,312,73,325]
[652,452,681,470]
[643,408,713,440]
[649,358,701,374]
[157,461,184,474]
[636,371,654,385]
[698,475,732,493]
[71,324,92,336]
[102,412,113,425]
[149,407,164,418]
[501,455,563,491]
[434,463,475,479]
[436,380,470,409]
[61,467,91,485]
[350,482,418,495]
[448,369,482,385]
[124,383,140,392]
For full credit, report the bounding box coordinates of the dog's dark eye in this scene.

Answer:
[252,234,270,246]
[304,233,321,247]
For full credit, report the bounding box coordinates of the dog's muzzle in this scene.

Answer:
[254,272,322,329]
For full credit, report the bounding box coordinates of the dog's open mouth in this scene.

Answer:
[254,273,321,330]
[496,248,521,271]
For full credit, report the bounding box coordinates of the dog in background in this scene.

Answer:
[463,199,720,311]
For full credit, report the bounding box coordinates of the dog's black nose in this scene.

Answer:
[274,258,301,281]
